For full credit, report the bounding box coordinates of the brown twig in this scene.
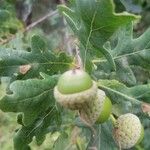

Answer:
[25,10,58,32]
[1,10,58,45]
[75,45,83,69]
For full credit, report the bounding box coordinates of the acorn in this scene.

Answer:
[54,69,98,110]
[79,89,112,125]
[113,113,144,149]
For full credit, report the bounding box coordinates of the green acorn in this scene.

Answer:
[54,69,98,110]
[113,113,144,149]
[79,89,112,125]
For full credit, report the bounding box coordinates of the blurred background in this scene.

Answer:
[0,0,150,149]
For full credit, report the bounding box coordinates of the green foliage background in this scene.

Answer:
[0,0,150,150]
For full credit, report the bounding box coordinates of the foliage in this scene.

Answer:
[0,0,150,150]
[0,0,23,41]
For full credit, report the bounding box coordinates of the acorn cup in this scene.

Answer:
[113,113,144,149]
[54,69,98,110]
[79,89,112,125]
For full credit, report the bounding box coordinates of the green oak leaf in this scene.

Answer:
[98,79,150,102]
[117,24,150,84]
[94,23,150,85]
[0,35,72,79]
[98,80,150,111]
[58,0,139,70]
[14,106,61,150]
[0,73,58,126]
[112,24,150,56]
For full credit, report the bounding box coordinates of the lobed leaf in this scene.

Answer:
[0,35,72,79]
[58,0,139,70]
[0,73,58,126]
[94,23,150,85]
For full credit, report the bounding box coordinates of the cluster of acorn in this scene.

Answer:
[54,69,144,149]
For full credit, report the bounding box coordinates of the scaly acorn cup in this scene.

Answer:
[54,69,98,110]
[113,113,144,149]
[79,89,112,125]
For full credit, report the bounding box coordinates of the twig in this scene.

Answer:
[110,114,117,126]
[1,10,58,45]
[25,10,58,32]
[75,45,83,69]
